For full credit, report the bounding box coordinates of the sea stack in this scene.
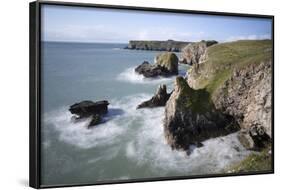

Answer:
[69,100,109,128]
[135,52,179,78]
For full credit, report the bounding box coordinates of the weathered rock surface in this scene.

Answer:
[164,76,238,151]
[135,52,178,78]
[180,41,217,65]
[213,61,272,150]
[137,84,171,109]
[125,40,191,52]
[186,40,272,150]
[69,100,109,127]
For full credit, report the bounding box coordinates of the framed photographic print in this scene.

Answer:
[29,0,274,188]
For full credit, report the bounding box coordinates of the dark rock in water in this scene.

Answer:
[164,76,238,151]
[69,100,109,118]
[88,114,102,128]
[135,61,165,78]
[135,52,178,78]
[69,100,109,127]
[137,84,171,109]
[238,124,270,150]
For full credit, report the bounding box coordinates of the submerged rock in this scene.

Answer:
[137,84,171,109]
[69,100,109,127]
[164,76,238,151]
[135,52,178,78]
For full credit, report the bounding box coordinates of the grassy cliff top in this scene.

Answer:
[188,40,272,96]
[156,52,179,70]
[176,77,213,114]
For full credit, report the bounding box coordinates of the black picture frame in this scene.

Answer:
[29,1,274,189]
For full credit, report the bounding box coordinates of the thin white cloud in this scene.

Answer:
[225,34,271,42]
[43,23,212,43]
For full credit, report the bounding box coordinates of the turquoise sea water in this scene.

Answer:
[41,42,250,186]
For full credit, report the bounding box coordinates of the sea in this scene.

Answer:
[41,42,250,186]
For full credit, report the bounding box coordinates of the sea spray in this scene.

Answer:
[117,64,187,85]
[43,94,251,178]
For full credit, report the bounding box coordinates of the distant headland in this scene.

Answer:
[124,39,218,52]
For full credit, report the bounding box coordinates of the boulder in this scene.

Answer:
[69,100,109,118]
[88,114,102,128]
[135,52,178,78]
[135,61,166,78]
[69,100,109,127]
[155,52,178,74]
[164,76,238,151]
[238,125,270,150]
[137,84,171,109]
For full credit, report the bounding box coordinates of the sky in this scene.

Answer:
[41,5,272,43]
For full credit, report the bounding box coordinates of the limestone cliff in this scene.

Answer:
[186,40,272,150]
[164,77,238,151]
[125,40,190,52]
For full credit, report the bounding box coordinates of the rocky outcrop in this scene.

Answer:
[135,52,178,78]
[137,84,171,109]
[164,77,238,151]
[69,100,109,128]
[125,40,191,52]
[213,61,272,150]
[180,41,218,65]
[185,40,272,150]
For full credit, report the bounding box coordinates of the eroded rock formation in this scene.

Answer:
[135,52,178,78]
[137,84,171,109]
[164,77,238,151]
[69,100,109,128]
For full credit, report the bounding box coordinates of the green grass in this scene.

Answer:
[189,40,272,96]
[176,77,213,114]
[227,145,272,173]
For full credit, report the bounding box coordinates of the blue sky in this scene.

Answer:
[42,5,272,43]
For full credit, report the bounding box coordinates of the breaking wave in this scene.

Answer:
[43,93,251,176]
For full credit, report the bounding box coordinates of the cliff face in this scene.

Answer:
[125,40,218,52]
[180,40,217,65]
[164,77,238,151]
[186,40,272,150]
[164,40,272,152]
[125,40,190,52]
[213,60,272,149]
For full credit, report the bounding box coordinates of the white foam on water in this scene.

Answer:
[124,105,251,174]
[117,67,175,84]
[112,48,121,50]
[43,94,152,149]
[43,93,251,176]
[44,107,126,149]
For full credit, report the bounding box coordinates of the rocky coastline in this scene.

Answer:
[124,39,218,52]
[124,40,190,52]
[69,39,272,172]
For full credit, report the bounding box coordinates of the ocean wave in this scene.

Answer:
[117,67,176,84]
[43,94,152,149]
[43,93,251,176]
